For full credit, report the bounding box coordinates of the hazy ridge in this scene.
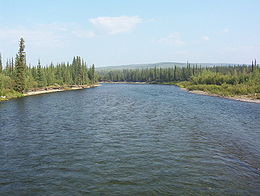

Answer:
[96,62,245,70]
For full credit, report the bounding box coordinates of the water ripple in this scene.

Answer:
[0,84,260,195]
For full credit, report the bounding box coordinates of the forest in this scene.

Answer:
[0,38,97,101]
[99,62,260,98]
[1,38,259,101]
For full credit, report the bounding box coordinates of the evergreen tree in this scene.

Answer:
[36,59,46,87]
[1,38,99,98]
[14,38,26,92]
[88,64,95,83]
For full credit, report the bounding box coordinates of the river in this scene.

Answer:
[0,83,259,195]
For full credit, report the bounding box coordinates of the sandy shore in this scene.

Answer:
[24,84,101,96]
[184,89,260,104]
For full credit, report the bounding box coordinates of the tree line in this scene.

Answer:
[1,38,259,99]
[0,38,97,97]
[98,61,260,97]
[99,61,259,84]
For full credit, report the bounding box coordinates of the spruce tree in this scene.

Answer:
[37,59,45,87]
[15,38,26,92]
[89,64,95,83]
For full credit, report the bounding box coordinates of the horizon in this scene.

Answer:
[0,0,259,67]
[96,61,253,69]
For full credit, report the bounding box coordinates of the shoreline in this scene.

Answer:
[182,88,260,104]
[0,84,101,102]
[24,84,101,96]
[148,82,260,104]
[143,82,260,104]
[2,82,259,104]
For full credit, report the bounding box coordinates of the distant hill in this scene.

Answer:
[96,62,243,71]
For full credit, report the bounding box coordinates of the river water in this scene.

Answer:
[0,83,259,195]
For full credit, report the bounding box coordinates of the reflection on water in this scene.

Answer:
[0,84,260,195]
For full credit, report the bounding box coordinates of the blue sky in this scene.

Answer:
[0,0,259,67]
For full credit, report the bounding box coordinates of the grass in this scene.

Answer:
[0,89,24,101]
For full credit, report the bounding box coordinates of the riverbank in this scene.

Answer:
[184,88,260,103]
[24,84,101,97]
[2,82,259,104]
[0,90,23,102]
[0,84,101,102]
[146,82,259,103]
[158,82,260,104]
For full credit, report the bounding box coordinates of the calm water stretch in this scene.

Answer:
[0,84,260,195]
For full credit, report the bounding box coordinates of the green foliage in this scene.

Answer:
[0,38,97,101]
[0,89,23,100]
[25,74,38,91]
[36,60,47,87]
[14,38,26,93]
[99,62,260,98]
[181,83,260,98]
[0,73,14,90]
[183,67,260,97]
[22,57,95,88]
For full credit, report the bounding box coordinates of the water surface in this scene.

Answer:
[0,84,260,195]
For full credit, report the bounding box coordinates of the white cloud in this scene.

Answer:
[0,23,98,49]
[89,16,142,34]
[0,26,64,47]
[158,33,185,46]
[201,36,210,41]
